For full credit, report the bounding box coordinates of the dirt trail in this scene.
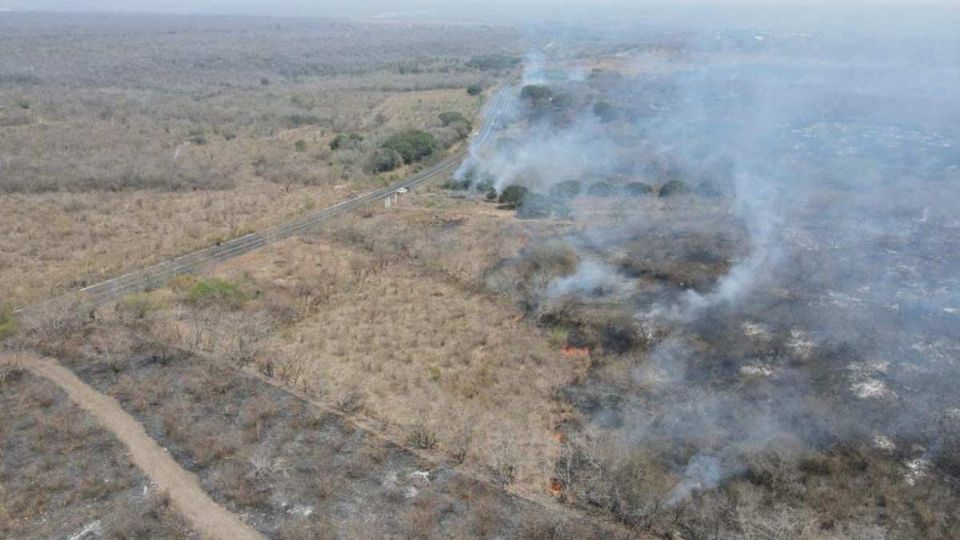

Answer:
[19,355,264,540]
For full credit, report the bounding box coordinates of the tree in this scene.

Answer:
[588,181,617,197]
[466,55,519,71]
[659,179,690,198]
[623,182,653,197]
[369,148,403,173]
[439,111,469,127]
[550,180,582,200]
[330,133,363,151]
[294,139,306,152]
[593,100,616,122]
[438,111,472,139]
[516,194,570,220]
[467,84,483,96]
[382,130,438,165]
[520,85,554,109]
[498,185,529,208]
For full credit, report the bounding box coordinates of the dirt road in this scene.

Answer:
[19,355,264,540]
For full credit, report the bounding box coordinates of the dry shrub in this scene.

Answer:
[406,423,438,450]
[219,461,271,509]
[403,495,452,539]
[333,389,365,414]
[193,433,239,468]
[277,517,336,540]
[468,495,505,538]
[0,356,25,387]
[160,404,192,445]
[240,395,279,443]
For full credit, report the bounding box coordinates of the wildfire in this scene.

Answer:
[549,478,565,496]
[562,346,590,358]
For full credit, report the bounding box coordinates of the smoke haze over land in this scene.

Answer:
[455,0,960,513]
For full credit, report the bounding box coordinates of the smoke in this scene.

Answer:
[465,3,960,504]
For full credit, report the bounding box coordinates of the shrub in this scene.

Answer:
[623,182,653,197]
[520,85,554,110]
[476,178,495,194]
[438,111,471,139]
[517,194,570,220]
[187,129,206,145]
[185,278,245,309]
[498,185,529,207]
[467,54,519,71]
[382,130,438,165]
[285,114,322,128]
[438,111,469,127]
[407,424,437,449]
[593,100,616,122]
[294,139,306,152]
[369,147,404,173]
[330,133,363,150]
[659,179,690,198]
[0,307,17,341]
[467,84,483,96]
[587,181,617,197]
[117,293,160,323]
[697,180,723,198]
[549,180,582,200]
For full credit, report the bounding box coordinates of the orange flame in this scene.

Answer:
[549,478,565,496]
[562,346,590,358]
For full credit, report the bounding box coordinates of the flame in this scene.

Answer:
[562,346,590,358]
[549,478,565,496]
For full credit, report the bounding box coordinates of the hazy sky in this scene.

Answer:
[1,0,953,20]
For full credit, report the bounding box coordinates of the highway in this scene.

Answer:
[28,86,510,309]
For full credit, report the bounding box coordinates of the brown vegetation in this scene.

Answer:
[0,13,517,307]
[0,354,193,538]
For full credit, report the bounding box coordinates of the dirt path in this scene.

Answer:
[19,355,264,540]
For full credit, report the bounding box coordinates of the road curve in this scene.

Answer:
[18,354,264,540]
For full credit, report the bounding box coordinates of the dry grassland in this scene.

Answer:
[0,13,513,307]
[123,192,587,501]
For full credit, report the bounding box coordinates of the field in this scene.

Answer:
[0,13,518,307]
[4,8,960,540]
[0,356,193,539]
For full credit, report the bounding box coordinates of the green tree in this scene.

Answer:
[550,180,582,200]
[439,111,469,127]
[623,182,653,197]
[498,185,529,207]
[382,130,438,164]
[659,179,690,198]
[369,148,403,172]
[467,84,483,96]
[593,100,616,122]
[294,139,306,152]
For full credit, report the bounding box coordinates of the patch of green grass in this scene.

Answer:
[0,307,17,341]
[549,327,570,347]
[186,278,245,309]
[118,292,165,321]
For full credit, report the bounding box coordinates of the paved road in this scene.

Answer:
[18,354,264,540]
[20,87,510,311]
